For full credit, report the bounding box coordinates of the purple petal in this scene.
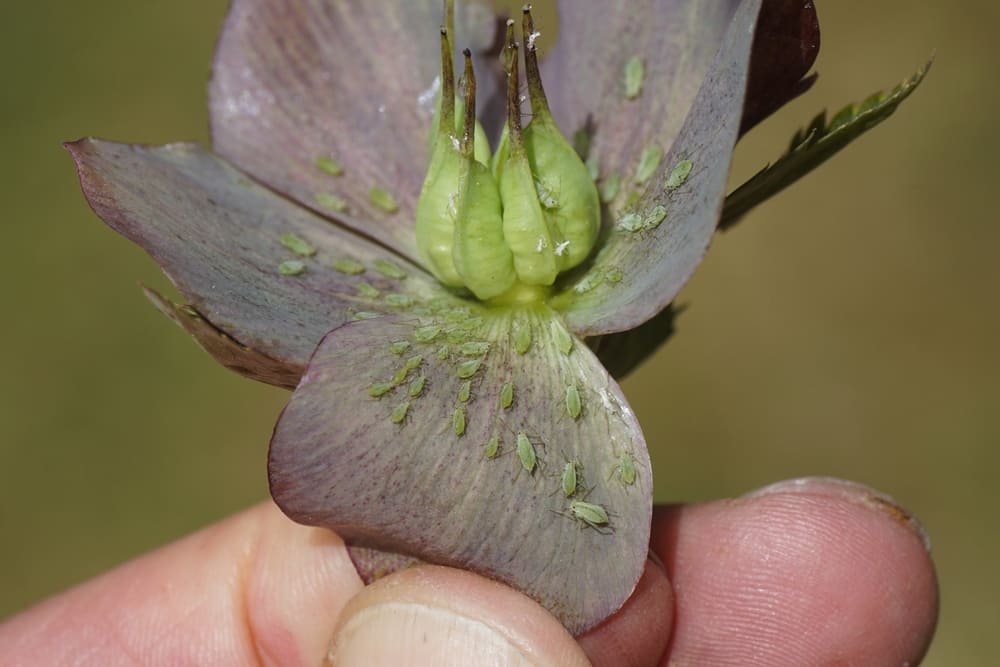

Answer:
[209,0,502,262]
[68,139,446,382]
[553,0,764,335]
[741,0,821,135]
[542,0,741,182]
[269,308,652,634]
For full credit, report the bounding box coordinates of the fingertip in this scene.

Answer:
[652,478,939,667]
[576,557,674,667]
[328,565,590,667]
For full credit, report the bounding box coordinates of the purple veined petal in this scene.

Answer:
[740,0,821,135]
[209,0,504,263]
[269,307,652,634]
[541,0,742,185]
[67,139,450,384]
[552,0,764,336]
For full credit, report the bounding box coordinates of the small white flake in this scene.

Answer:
[536,236,548,253]
[377,104,387,114]
[451,136,461,151]
[554,240,570,256]
[527,31,542,49]
[417,75,442,116]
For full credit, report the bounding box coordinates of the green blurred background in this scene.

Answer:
[1,1,995,663]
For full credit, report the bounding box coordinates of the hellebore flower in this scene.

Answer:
[68,0,926,634]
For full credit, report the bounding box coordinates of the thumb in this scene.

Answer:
[329,565,590,667]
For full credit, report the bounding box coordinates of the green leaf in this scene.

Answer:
[720,61,931,230]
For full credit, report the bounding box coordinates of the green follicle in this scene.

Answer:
[390,340,410,355]
[373,259,407,280]
[390,401,410,424]
[457,380,472,402]
[356,283,380,299]
[500,381,514,409]
[624,56,645,100]
[315,192,348,212]
[453,406,467,436]
[415,7,599,302]
[315,155,344,177]
[516,431,537,473]
[415,325,441,343]
[634,146,663,185]
[485,435,501,459]
[332,257,365,275]
[278,260,306,276]
[408,375,427,398]
[280,232,317,257]
[456,359,481,379]
[369,186,399,213]
[565,384,582,420]
[561,461,578,497]
[368,381,393,398]
[385,293,415,308]
[459,341,490,356]
[666,159,693,189]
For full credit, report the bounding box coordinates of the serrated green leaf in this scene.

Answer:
[719,61,931,230]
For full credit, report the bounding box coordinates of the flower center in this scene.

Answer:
[415,3,601,305]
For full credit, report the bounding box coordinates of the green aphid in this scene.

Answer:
[352,311,380,321]
[565,384,582,420]
[569,500,610,527]
[634,146,662,185]
[278,260,306,276]
[405,355,424,371]
[315,192,348,212]
[460,341,490,356]
[561,461,578,497]
[315,155,344,177]
[408,375,427,398]
[414,325,441,343]
[280,232,317,257]
[456,359,481,379]
[437,344,450,360]
[457,380,472,403]
[390,401,410,424]
[368,381,393,398]
[551,321,573,355]
[574,271,603,294]
[514,322,532,355]
[384,293,414,308]
[369,186,399,213]
[356,282,380,299]
[665,159,693,189]
[332,257,365,275]
[643,205,668,231]
[616,452,637,486]
[600,172,621,204]
[624,56,645,100]
[516,432,537,473]
[500,382,514,409]
[484,435,501,459]
[453,406,466,436]
[604,268,623,284]
[618,212,644,233]
[373,259,407,280]
[391,366,410,386]
[389,340,410,355]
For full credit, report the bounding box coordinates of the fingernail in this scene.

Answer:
[329,601,534,667]
[744,476,932,553]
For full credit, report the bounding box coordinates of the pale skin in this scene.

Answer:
[0,477,938,666]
